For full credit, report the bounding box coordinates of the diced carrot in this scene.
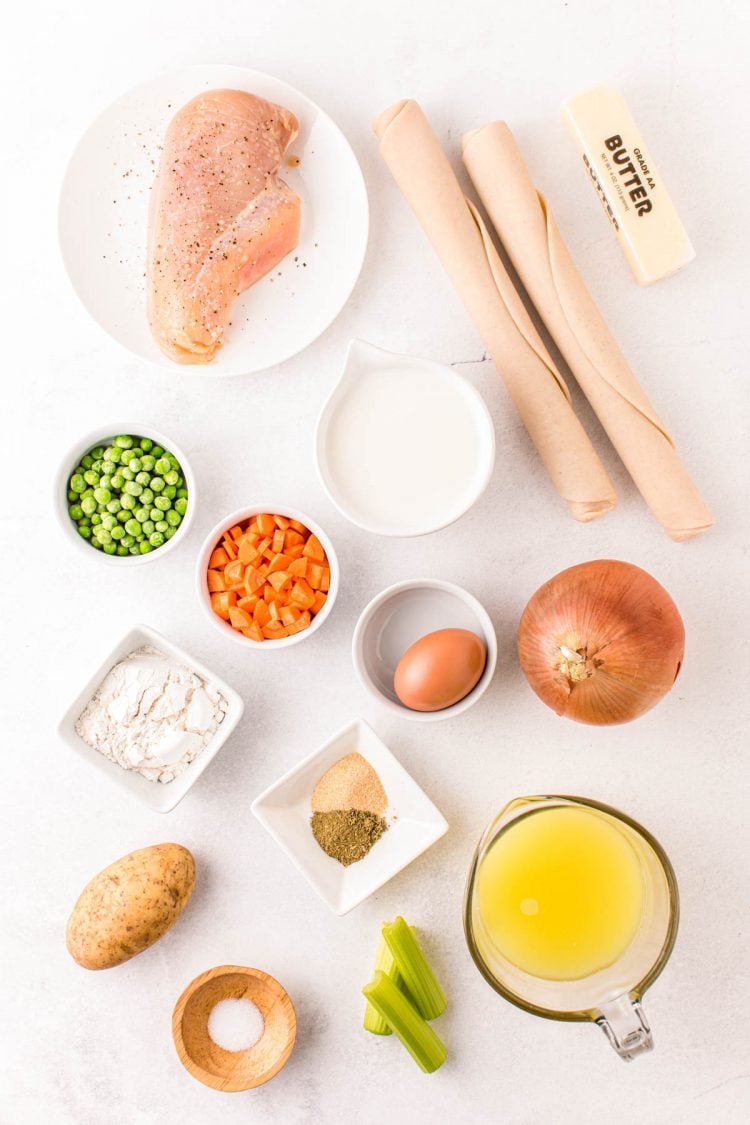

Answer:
[273,514,290,530]
[290,578,315,609]
[228,606,253,629]
[257,537,272,556]
[319,568,330,592]
[263,584,276,603]
[286,610,312,634]
[229,525,244,541]
[267,553,291,574]
[288,557,307,577]
[286,543,305,559]
[224,559,245,586]
[257,513,276,535]
[248,518,260,534]
[238,539,260,565]
[269,600,281,621]
[268,570,292,592]
[238,595,259,613]
[207,569,226,593]
[222,537,238,560]
[307,563,324,589]
[209,547,229,569]
[262,621,288,640]
[302,533,326,561]
[311,591,327,615]
[272,529,286,553]
[243,622,264,642]
[284,528,305,548]
[289,519,307,533]
[244,566,266,595]
[280,605,301,626]
[253,600,271,628]
[211,591,237,619]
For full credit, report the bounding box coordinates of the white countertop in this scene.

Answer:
[2,1,749,1122]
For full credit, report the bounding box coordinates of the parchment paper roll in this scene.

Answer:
[372,100,616,523]
[462,121,713,541]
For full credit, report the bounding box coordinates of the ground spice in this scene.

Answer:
[310,810,388,866]
[311,752,388,815]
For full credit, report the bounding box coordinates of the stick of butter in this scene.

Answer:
[562,85,695,286]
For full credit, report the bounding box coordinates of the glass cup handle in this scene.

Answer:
[595,994,653,1061]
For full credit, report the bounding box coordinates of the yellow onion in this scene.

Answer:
[517,559,685,725]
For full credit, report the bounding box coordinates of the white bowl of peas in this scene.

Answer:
[55,424,195,565]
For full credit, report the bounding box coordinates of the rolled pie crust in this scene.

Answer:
[461,121,712,541]
[372,99,616,523]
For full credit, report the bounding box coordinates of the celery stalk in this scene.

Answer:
[362,971,447,1073]
[382,916,447,1021]
[363,927,418,1034]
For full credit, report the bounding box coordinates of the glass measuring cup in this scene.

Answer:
[464,796,679,1061]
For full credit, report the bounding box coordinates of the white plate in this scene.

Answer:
[57,624,244,813]
[58,65,369,376]
[251,719,448,915]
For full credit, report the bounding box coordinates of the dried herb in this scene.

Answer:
[311,809,388,866]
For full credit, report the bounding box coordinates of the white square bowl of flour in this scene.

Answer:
[57,624,244,812]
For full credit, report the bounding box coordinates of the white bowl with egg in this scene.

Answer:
[352,579,498,722]
[57,624,244,812]
[316,339,496,537]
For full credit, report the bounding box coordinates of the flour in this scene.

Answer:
[75,645,229,783]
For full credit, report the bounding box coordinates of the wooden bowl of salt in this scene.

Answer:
[172,965,296,1091]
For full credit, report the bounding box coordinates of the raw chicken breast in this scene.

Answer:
[148,89,301,364]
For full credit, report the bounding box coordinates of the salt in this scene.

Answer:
[207,998,265,1052]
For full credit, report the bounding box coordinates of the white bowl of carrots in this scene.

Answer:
[197,506,339,648]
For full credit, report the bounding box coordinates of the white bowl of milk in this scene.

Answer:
[316,340,495,537]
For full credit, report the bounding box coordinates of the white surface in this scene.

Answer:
[252,719,448,914]
[352,578,497,721]
[317,340,495,536]
[57,625,244,813]
[1,1,749,1123]
[59,64,369,375]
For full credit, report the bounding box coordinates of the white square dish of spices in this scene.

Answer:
[252,719,448,915]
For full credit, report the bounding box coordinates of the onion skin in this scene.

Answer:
[517,560,685,725]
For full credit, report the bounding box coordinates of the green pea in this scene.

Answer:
[94,488,111,505]
[164,486,176,499]
[140,455,155,472]
[91,537,104,550]
[155,495,171,511]
[164,470,179,486]
[96,529,112,545]
[90,513,101,526]
[150,476,165,493]
[117,510,129,523]
[91,459,104,473]
[135,508,149,524]
[155,520,169,533]
[125,519,141,537]
[129,546,141,556]
[177,487,188,499]
[67,488,77,502]
[143,520,155,535]
[103,542,117,555]
[114,434,134,449]
[120,493,136,510]
[80,495,96,516]
[174,497,188,516]
[154,457,171,476]
[166,509,181,527]
[102,515,116,531]
[78,524,92,540]
[135,471,150,486]
[111,525,124,540]
[139,541,152,554]
[127,457,142,473]
[121,465,134,481]
[69,504,84,521]
[70,474,86,493]
[121,534,134,548]
[106,498,122,514]
[148,508,160,522]
[124,481,142,497]
[100,475,113,491]
[82,469,98,486]
[111,472,125,490]
[149,531,165,547]
[164,527,176,539]
[90,446,104,460]
[139,437,153,452]
[83,456,94,471]
[117,546,128,556]
[104,446,122,464]
[151,445,164,458]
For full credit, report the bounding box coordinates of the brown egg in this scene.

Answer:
[394,628,487,712]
